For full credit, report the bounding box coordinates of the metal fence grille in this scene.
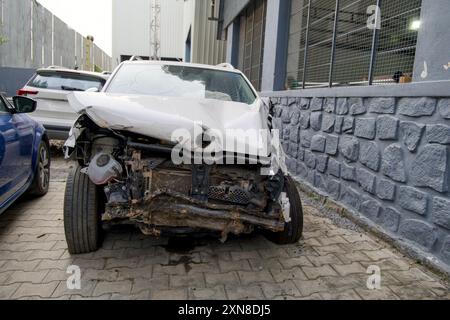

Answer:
[286,0,422,89]
[237,0,267,91]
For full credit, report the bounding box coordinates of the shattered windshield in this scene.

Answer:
[106,64,257,105]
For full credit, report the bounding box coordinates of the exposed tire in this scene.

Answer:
[266,176,304,245]
[64,165,103,254]
[28,140,50,197]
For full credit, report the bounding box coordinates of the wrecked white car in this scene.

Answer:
[63,61,303,254]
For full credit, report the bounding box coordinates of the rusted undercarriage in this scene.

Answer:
[104,189,286,238]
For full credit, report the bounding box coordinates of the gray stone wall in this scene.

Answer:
[269,93,450,269]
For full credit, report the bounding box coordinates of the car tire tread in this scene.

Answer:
[267,176,304,245]
[64,165,102,254]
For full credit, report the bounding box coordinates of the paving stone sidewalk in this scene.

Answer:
[0,158,449,300]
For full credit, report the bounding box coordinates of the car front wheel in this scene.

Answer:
[266,176,304,245]
[64,165,103,254]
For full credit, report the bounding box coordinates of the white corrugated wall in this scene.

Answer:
[190,0,227,66]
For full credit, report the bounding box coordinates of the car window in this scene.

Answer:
[28,72,106,91]
[0,96,9,113]
[106,64,257,105]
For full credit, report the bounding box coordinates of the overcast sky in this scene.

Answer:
[37,0,112,55]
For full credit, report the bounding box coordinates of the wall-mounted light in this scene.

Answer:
[410,20,421,31]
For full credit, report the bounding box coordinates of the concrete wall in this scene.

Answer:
[264,83,450,273]
[0,0,112,96]
[0,0,111,70]
[413,0,450,82]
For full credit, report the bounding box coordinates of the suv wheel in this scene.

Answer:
[64,165,103,254]
[266,176,304,245]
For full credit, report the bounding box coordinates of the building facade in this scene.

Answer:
[0,0,112,96]
[112,0,185,66]
[220,0,450,274]
[112,0,226,68]
[182,0,227,66]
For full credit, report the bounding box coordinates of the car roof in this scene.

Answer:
[120,60,243,74]
[35,67,110,80]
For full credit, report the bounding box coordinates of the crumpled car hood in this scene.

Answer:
[67,92,272,157]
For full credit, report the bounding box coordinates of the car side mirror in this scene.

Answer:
[86,87,99,93]
[12,96,37,114]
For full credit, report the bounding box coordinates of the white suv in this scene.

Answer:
[18,67,109,140]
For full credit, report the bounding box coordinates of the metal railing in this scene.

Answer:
[286,0,422,89]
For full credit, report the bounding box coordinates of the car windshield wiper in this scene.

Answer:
[61,85,85,92]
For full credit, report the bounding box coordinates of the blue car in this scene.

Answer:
[0,93,50,214]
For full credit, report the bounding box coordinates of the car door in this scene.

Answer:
[0,96,35,205]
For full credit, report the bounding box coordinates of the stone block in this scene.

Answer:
[441,237,450,263]
[340,187,361,210]
[311,135,326,153]
[316,155,329,173]
[377,116,399,140]
[341,163,356,181]
[299,112,311,129]
[349,98,366,115]
[310,98,324,111]
[289,126,301,143]
[381,144,407,183]
[426,125,450,144]
[399,220,437,250]
[336,98,348,115]
[327,179,341,200]
[342,117,355,134]
[328,158,341,178]
[335,116,344,133]
[355,118,376,140]
[379,208,401,232]
[324,98,336,113]
[300,98,310,110]
[367,98,396,114]
[311,112,323,131]
[361,200,382,221]
[325,135,339,155]
[376,179,396,201]
[305,150,316,169]
[437,99,450,119]
[432,197,450,230]
[398,98,436,117]
[298,147,305,161]
[297,162,308,178]
[322,114,335,133]
[399,187,428,216]
[359,141,381,171]
[301,130,312,148]
[357,169,376,194]
[400,121,425,153]
[340,136,359,162]
[410,145,448,193]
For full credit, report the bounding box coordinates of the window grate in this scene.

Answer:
[286,0,422,89]
[238,0,267,91]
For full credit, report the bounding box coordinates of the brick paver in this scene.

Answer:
[0,156,449,300]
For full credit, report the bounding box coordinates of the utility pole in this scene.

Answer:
[150,0,161,60]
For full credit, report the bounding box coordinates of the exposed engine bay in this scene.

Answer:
[68,116,290,240]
